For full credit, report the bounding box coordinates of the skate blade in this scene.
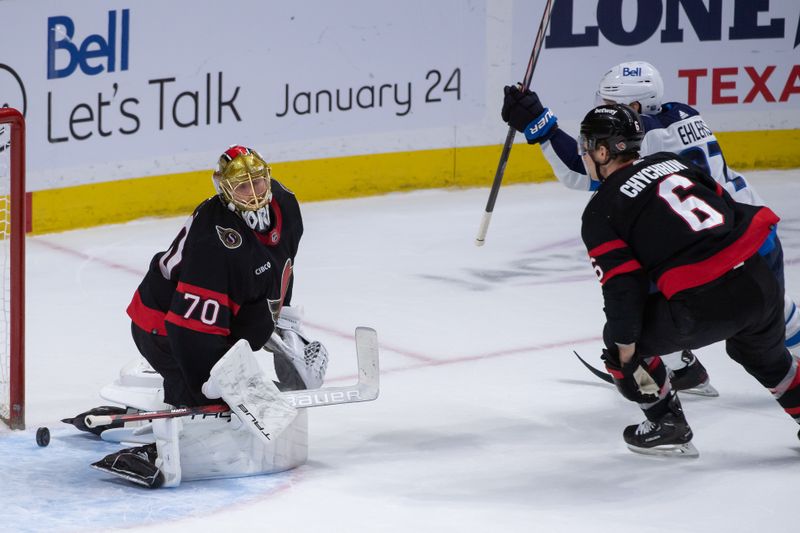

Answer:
[680,381,719,397]
[626,441,699,458]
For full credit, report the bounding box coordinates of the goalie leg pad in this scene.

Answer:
[177,410,308,481]
[153,418,182,488]
[98,356,171,412]
[203,339,298,444]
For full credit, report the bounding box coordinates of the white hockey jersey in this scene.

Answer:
[541,101,763,206]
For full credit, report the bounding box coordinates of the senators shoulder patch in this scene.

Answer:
[216,225,242,249]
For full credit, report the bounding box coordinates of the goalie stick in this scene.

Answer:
[475,0,554,246]
[84,327,380,429]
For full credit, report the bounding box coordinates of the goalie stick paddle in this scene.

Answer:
[84,327,381,429]
[475,0,555,247]
[572,351,614,384]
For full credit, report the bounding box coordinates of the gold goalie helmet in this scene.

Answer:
[212,145,272,211]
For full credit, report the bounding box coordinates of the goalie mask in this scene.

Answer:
[213,145,273,232]
[596,61,664,115]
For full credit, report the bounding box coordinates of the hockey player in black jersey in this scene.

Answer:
[502,61,800,394]
[125,144,309,408]
[71,146,328,487]
[578,104,800,456]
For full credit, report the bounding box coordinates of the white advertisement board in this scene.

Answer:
[512,0,800,133]
[0,0,798,192]
[0,0,487,189]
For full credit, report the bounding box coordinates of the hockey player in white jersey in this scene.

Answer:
[501,60,800,389]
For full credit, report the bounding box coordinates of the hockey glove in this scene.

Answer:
[501,85,557,144]
[265,330,329,391]
[601,349,660,404]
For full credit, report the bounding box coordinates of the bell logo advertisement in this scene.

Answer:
[0,0,486,186]
[44,8,244,146]
[47,10,130,79]
[0,0,797,194]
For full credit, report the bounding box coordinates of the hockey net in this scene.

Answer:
[0,108,25,430]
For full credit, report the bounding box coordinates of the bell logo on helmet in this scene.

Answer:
[622,67,642,77]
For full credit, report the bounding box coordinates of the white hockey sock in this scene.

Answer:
[785,295,800,355]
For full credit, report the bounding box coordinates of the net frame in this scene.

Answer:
[0,107,25,430]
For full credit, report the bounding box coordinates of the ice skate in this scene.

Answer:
[623,395,698,458]
[91,443,164,488]
[670,350,719,397]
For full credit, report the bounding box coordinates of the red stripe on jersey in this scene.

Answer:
[126,290,167,336]
[165,311,230,336]
[715,182,723,196]
[254,196,283,247]
[176,282,240,314]
[784,405,800,415]
[601,259,642,285]
[589,239,627,258]
[657,207,779,298]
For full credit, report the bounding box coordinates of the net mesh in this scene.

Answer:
[0,123,10,421]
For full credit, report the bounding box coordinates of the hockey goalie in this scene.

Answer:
[64,146,330,488]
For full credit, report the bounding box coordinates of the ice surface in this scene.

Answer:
[2,171,800,532]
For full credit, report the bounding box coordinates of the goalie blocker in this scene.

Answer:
[82,327,379,488]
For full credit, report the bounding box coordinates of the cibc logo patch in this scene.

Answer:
[216,225,242,249]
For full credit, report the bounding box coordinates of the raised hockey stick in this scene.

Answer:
[475,0,555,247]
[85,327,380,428]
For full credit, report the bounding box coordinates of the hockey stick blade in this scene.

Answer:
[281,326,380,408]
[572,351,613,384]
[572,350,720,397]
[85,327,380,428]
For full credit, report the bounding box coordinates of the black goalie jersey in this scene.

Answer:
[127,179,303,397]
[581,152,778,345]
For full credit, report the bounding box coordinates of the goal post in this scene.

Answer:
[0,107,25,430]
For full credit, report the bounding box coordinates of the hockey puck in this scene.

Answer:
[36,427,50,447]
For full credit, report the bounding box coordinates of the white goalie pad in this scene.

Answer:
[178,410,308,482]
[203,339,298,444]
[145,408,308,487]
[99,357,171,412]
[153,417,182,487]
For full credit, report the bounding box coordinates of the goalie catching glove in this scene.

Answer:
[601,348,660,404]
[264,306,328,390]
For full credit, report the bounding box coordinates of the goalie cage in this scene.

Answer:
[0,108,26,430]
